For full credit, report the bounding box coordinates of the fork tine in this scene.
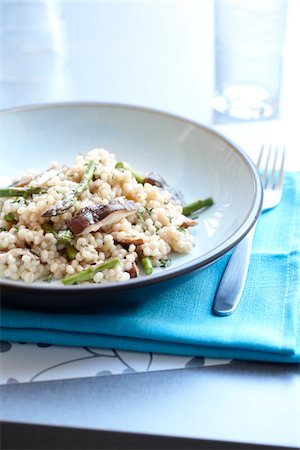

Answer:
[256,144,264,171]
[275,146,285,191]
[258,144,285,191]
[261,144,272,185]
[267,145,278,189]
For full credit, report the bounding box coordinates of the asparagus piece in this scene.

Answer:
[65,244,78,260]
[57,230,73,245]
[77,160,97,195]
[4,213,16,222]
[0,187,47,197]
[62,257,120,285]
[43,222,76,260]
[182,197,214,216]
[42,222,73,245]
[142,256,153,275]
[115,161,145,184]
[42,221,59,238]
[43,160,97,217]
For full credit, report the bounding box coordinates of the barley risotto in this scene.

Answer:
[0,149,212,285]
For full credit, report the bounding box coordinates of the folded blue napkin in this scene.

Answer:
[1,173,299,363]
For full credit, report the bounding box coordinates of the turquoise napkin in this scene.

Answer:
[1,173,299,363]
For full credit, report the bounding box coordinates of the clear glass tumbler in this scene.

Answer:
[212,0,288,120]
[0,0,67,83]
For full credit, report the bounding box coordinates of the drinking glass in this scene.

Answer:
[0,0,67,83]
[212,0,288,120]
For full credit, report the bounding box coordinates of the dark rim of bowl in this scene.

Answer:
[0,101,263,293]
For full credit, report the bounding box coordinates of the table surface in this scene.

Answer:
[1,2,300,449]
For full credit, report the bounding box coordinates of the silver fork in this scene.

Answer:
[212,144,285,316]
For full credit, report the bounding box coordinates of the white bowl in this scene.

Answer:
[0,103,263,294]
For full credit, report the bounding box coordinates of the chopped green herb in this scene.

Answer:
[0,227,6,232]
[159,257,171,268]
[145,206,153,216]
[177,226,186,232]
[42,274,53,283]
[137,209,145,223]
[4,213,16,222]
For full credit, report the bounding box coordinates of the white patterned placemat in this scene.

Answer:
[0,341,233,385]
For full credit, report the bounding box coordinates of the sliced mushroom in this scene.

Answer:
[144,172,184,203]
[68,197,139,235]
[10,176,34,188]
[144,173,165,188]
[127,261,139,278]
[135,244,143,256]
[180,218,198,228]
[35,168,63,185]
[11,167,63,189]
[112,234,144,247]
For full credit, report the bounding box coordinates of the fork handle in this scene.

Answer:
[212,225,256,316]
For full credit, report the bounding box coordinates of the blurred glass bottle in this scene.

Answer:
[0,0,67,83]
[212,0,288,121]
